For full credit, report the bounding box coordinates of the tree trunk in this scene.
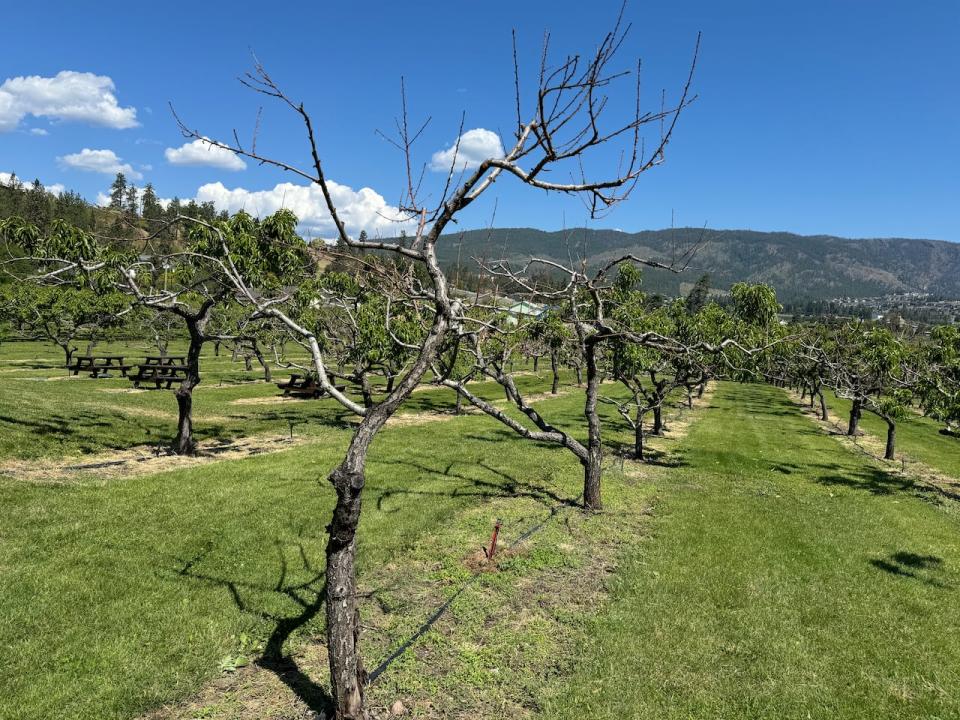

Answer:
[385,374,395,394]
[574,364,583,386]
[652,405,664,436]
[244,354,253,371]
[322,302,451,720]
[455,391,463,416]
[173,325,204,455]
[359,374,374,409]
[250,341,271,382]
[817,388,828,421]
[847,398,862,436]
[326,454,368,720]
[634,408,645,461]
[550,351,559,395]
[61,343,75,369]
[213,340,221,357]
[532,355,539,372]
[697,382,705,398]
[582,341,602,510]
[884,419,896,460]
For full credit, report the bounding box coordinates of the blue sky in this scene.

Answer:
[1,1,957,241]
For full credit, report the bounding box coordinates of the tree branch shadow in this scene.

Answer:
[870,551,952,589]
[373,457,579,511]
[169,536,335,716]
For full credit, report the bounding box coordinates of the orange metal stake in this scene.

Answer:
[484,519,502,560]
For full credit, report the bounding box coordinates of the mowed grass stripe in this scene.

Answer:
[0,401,586,720]
[542,382,960,720]
[821,388,959,480]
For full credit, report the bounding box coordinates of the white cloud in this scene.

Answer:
[430,128,504,172]
[194,179,415,239]
[165,137,246,171]
[0,71,137,132]
[59,148,142,180]
[28,127,48,136]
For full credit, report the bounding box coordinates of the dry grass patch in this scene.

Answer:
[0,434,311,485]
[785,388,960,500]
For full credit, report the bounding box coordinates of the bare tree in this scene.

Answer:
[164,16,699,718]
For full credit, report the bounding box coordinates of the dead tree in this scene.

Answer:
[171,17,699,718]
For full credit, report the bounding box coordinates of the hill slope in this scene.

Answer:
[431,227,960,300]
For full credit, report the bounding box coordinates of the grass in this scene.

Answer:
[0,399,597,719]
[543,383,960,720]
[0,340,562,460]
[820,388,960,479]
[3,336,959,719]
[0,339,601,720]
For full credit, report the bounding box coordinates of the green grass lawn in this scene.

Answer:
[544,383,960,720]
[0,340,562,460]
[3,339,960,720]
[821,388,959,478]
[0,396,594,719]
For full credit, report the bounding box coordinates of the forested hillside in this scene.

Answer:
[431,227,960,301]
[4,175,959,302]
[0,172,224,244]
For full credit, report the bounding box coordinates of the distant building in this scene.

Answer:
[505,301,546,325]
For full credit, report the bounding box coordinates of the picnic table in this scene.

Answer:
[143,355,187,365]
[276,373,346,399]
[67,355,133,378]
[129,361,190,389]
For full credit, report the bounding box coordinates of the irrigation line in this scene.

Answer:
[366,389,715,684]
[366,495,579,686]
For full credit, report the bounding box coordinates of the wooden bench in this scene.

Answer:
[129,362,189,389]
[142,355,187,366]
[277,374,346,399]
[68,355,133,378]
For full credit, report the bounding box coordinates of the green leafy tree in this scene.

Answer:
[825,324,913,459]
[124,184,139,219]
[917,325,960,435]
[141,184,163,224]
[684,272,711,315]
[0,283,127,366]
[108,172,127,211]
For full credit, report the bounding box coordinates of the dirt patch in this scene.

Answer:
[462,544,525,573]
[100,387,149,394]
[230,395,307,406]
[495,389,570,405]
[621,383,716,479]
[386,408,481,427]
[785,388,960,500]
[0,434,310,485]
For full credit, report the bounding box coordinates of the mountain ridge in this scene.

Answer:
[427,227,960,301]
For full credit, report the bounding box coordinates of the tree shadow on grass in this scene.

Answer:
[870,551,952,589]
[373,458,579,512]
[170,537,336,717]
[605,441,691,469]
[815,463,918,497]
